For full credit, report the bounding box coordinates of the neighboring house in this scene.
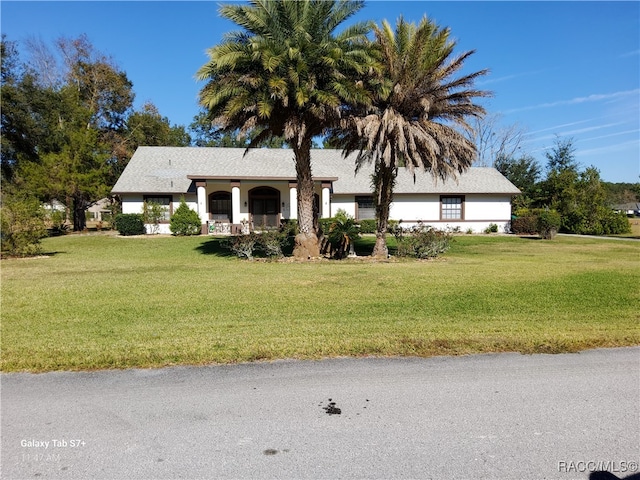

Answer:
[87,198,112,222]
[43,198,111,222]
[613,203,640,217]
[112,147,521,235]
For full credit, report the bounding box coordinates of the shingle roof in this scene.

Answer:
[112,146,521,195]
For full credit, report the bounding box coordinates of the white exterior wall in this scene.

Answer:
[464,194,511,220]
[120,194,198,235]
[121,191,514,234]
[121,195,144,215]
[330,195,357,218]
[389,195,439,222]
[329,193,513,233]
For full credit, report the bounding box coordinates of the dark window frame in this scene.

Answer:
[440,195,465,220]
[143,195,173,222]
[355,195,375,220]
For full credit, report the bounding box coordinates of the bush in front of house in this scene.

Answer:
[143,201,168,235]
[279,219,298,236]
[357,219,376,234]
[537,209,561,239]
[393,222,453,259]
[224,232,259,259]
[169,199,201,236]
[323,210,360,259]
[484,223,498,234]
[255,229,290,258]
[510,209,539,235]
[225,230,291,259]
[511,215,538,235]
[115,214,145,236]
[0,195,48,256]
[319,218,394,235]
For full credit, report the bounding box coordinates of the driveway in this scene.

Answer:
[2,347,639,480]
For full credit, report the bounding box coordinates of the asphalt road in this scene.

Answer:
[2,348,639,480]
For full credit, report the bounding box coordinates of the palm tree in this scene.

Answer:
[197,0,373,258]
[333,16,490,257]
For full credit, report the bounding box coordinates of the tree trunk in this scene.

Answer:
[72,196,87,231]
[292,135,320,259]
[372,163,395,258]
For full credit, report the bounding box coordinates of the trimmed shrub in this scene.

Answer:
[224,233,259,259]
[601,210,631,235]
[484,223,498,234]
[358,219,376,234]
[255,229,289,258]
[115,214,145,236]
[280,219,298,236]
[511,215,538,235]
[393,223,453,259]
[224,230,290,260]
[169,199,201,236]
[537,209,561,239]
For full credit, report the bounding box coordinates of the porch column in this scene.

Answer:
[231,180,241,224]
[321,181,331,219]
[289,181,298,220]
[196,181,207,234]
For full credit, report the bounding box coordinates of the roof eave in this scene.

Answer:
[186,175,339,182]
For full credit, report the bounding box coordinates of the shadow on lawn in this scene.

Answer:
[1,250,66,259]
[195,235,379,258]
[194,238,234,257]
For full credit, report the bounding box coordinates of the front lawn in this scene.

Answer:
[1,233,638,372]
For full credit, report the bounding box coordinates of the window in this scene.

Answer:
[143,195,172,222]
[356,196,375,220]
[209,192,231,221]
[441,196,464,220]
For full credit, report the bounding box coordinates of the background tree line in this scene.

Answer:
[491,135,636,235]
[1,34,190,234]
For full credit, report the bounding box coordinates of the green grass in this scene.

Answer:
[1,233,638,372]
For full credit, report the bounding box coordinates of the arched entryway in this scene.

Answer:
[249,187,280,228]
[208,191,232,221]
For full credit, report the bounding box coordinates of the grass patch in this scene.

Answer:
[1,233,638,372]
[626,217,640,238]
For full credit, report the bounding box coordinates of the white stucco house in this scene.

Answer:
[112,147,520,234]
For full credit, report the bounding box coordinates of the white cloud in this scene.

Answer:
[526,119,594,136]
[476,69,546,86]
[619,49,640,58]
[524,122,626,144]
[579,129,640,143]
[504,89,640,114]
[578,139,640,157]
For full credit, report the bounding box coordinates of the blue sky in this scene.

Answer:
[2,1,638,183]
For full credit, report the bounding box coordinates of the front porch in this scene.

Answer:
[190,177,334,235]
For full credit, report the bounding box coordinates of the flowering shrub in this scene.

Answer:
[393,222,452,259]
